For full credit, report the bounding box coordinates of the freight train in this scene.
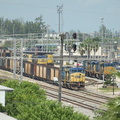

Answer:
[0,47,85,90]
[83,60,116,80]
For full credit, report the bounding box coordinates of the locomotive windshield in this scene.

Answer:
[69,68,85,73]
[104,63,115,67]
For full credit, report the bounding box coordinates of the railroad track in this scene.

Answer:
[35,82,109,111]
[80,89,111,99]
[39,84,108,104]
[0,69,110,112]
[47,92,101,111]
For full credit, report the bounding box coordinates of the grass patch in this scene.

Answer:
[0,79,7,84]
[99,87,120,92]
[0,71,12,75]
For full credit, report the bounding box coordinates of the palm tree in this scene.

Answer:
[82,38,93,58]
[92,37,100,57]
[94,97,120,120]
[94,71,120,120]
[78,43,85,56]
[115,71,120,77]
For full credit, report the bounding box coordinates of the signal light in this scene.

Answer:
[73,33,77,39]
[65,44,67,51]
[73,44,77,51]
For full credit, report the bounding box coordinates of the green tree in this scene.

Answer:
[0,103,6,112]
[2,80,46,117]
[92,37,100,56]
[79,38,93,57]
[94,97,120,120]
[79,37,100,57]
[0,16,47,35]
[1,80,89,120]
[94,71,120,120]
[78,43,85,56]
[34,15,46,33]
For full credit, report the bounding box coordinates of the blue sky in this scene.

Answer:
[0,0,120,33]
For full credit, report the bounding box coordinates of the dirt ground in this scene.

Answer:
[85,83,120,98]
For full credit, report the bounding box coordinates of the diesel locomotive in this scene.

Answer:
[83,60,116,80]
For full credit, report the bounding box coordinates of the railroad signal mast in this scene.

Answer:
[72,33,77,52]
[73,44,77,52]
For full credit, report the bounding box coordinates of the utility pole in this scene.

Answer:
[58,34,64,102]
[13,35,16,79]
[13,37,23,83]
[57,5,63,33]
[57,5,64,102]
[20,39,23,83]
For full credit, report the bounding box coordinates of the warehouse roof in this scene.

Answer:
[0,85,14,91]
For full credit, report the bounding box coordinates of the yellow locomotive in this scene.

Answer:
[23,54,54,65]
[83,60,116,80]
[62,67,85,90]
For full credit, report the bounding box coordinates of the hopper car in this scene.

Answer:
[0,47,85,90]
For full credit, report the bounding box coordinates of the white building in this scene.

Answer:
[0,85,14,106]
[0,85,17,120]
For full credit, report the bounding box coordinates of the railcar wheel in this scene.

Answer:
[96,74,99,79]
[63,82,66,88]
[101,74,104,80]
[70,83,78,90]
[66,83,71,89]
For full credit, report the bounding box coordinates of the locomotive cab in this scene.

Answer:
[63,67,85,90]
